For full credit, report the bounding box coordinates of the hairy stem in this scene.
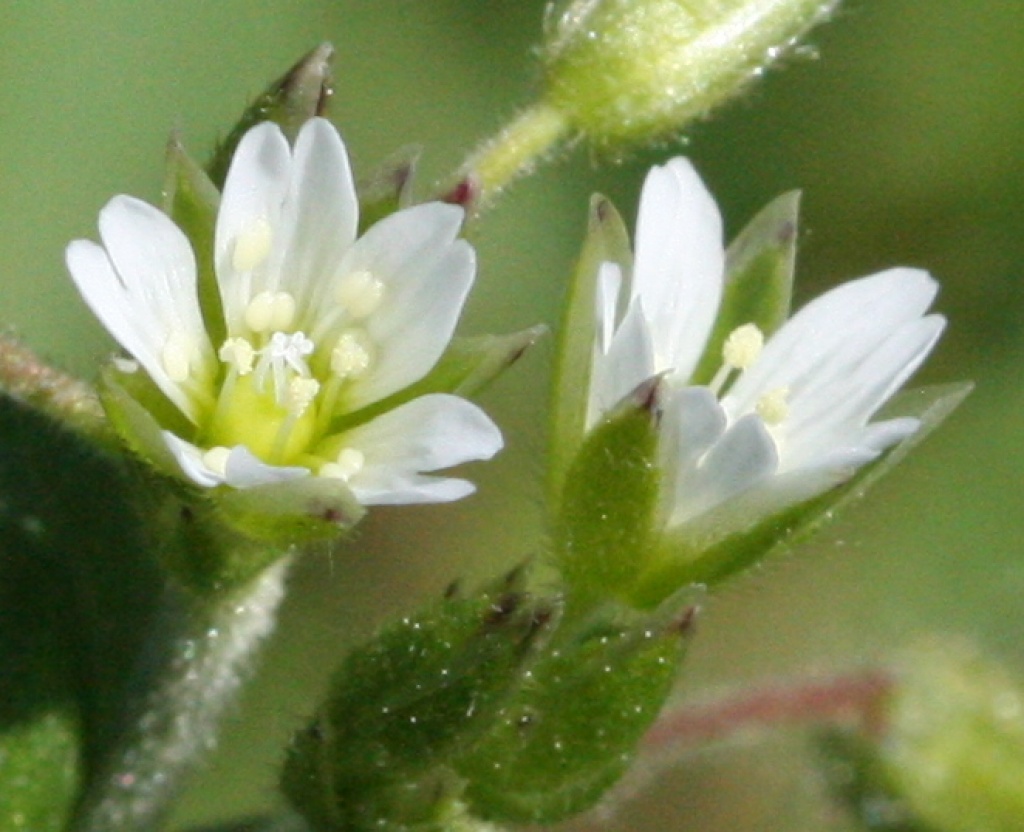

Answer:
[70,558,292,832]
[441,102,570,214]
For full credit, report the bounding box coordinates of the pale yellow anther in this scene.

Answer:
[336,270,385,319]
[201,446,232,476]
[268,292,296,331]
[287,377,320,416]
[320,448,365,482]
[218,337,255,375]
[330,329,373,379]
[722,323,765,370]
[245,291,296,333]
[756,386,791,426]
[231,216,273,273]
[161,332,194,382]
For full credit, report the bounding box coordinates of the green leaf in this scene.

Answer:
[281,584,557,832]
[0,391,162,830]
[549,194,632,508]
[691,190,799,385]
[635,381,972,598]
[206,43,334,188]
[457,605,689,824]
[552,380,662,615]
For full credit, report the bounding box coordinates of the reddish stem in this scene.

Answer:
[644,667,894,752]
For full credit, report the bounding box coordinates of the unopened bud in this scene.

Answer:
[542,0,838,147]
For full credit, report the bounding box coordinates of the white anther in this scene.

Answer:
[336,270,385,319]
[245,291,296,333]
[330,329,373,379]
[161,332,194,382]
[722,323,764,370]
[320,448,365,482]
[287,377,320,416]
[218,337,255,375]
[231,216,273,273]
[755,386,790,426]
[201,446,232,477]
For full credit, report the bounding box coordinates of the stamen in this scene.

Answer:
[231,216,273,273]
[162,332,195,382]
[722,323,764,370]
[287,377,320,417]
[201,446,232,477]
[336,270,385,319]
[218,337,255,375]
[330,329,373,379]
[320,448,365,482]
[756,386,791,426]
[710,323,765,395]
[245,291,296,333]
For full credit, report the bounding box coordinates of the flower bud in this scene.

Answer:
[822,642,1024,832]
[541,0,838,147]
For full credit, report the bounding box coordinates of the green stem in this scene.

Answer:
[70,559,292,832]
[443,101,570,213]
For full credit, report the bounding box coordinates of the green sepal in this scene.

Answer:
[552,378,662,615]
[327,327,545,436]
[163,134,225,346]
[357,145,420,234]
[100,369,360,594]
[549,194,632,508]
[98,366,192,480]
[281,583,557,832]
[212,476,364,546]
[633,381,972,601]
[691,191,799,384]
[456,596,692,824]
[207,43,334,188]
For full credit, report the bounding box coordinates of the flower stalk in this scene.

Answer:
[71,559,291,832]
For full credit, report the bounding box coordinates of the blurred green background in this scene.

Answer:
[1,1,1022,829]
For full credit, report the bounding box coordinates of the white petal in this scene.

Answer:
[337,203,473,407]
[724,268,939,416]
[588,297,656,428]
[596,261,623,355]
[272,118,359,323]
[658,386,727,520]
[67,196,212,422]
[340,393,502,505]
[669,413,779,527]
[162,432,225,487]
[778,316,945,470]
[161,432,309,489]
[215,121,293,331]
[222,446,310,488]
[679,465,848,547]
[631,158,725,379]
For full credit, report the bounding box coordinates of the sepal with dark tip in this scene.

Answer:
[281,578,557,832]
[207,43,334,188]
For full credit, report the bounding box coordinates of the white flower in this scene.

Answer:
[591,158,945,543]
[67,118,502,504]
